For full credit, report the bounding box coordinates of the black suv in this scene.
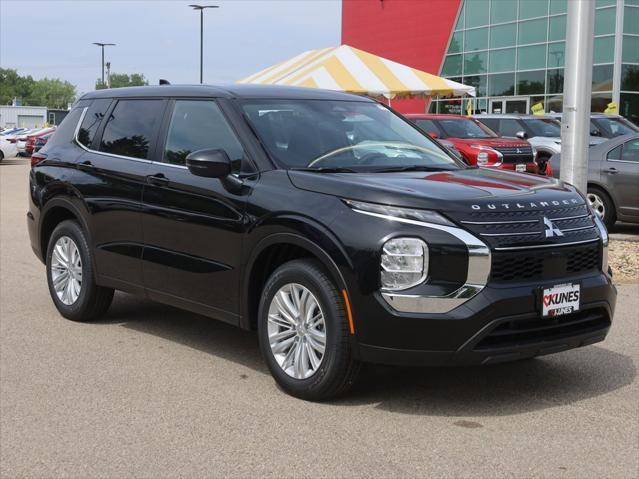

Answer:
[28,85,616,400]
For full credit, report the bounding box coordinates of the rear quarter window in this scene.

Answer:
[39,107,84,151]
[77,99,112,148]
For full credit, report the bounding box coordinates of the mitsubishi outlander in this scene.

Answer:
[28,85,616,400]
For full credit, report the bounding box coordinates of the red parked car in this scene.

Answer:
[25,127,55,156]
[406,114,548,175]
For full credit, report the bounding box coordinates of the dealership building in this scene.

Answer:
[342,0,639,121]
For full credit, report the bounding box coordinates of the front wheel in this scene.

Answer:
[258,259,360,400]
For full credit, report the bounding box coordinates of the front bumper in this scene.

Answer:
[354,272,616,366]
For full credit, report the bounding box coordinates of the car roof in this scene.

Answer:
[405,114,476,120]
[80,84,373,102]
[475,114,556,120]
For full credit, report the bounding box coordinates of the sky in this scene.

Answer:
[0,0,341,96]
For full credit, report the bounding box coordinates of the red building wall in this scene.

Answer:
[341,0,461,113]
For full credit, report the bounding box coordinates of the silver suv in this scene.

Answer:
[547,113,639,139]
[475,114,607,167]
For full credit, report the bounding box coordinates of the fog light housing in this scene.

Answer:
[381,238,427,291]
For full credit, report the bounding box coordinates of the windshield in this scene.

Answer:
[593,117,638,137]
[524,118,561,137]
[437,118,496,139]
[241,100,463,171]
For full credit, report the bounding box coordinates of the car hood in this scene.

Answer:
[447,137,530,148]
[288,167,584,214]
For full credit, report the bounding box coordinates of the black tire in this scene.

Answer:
[46,220,114,321]
[587,186,616,230]
[258,259,360,401]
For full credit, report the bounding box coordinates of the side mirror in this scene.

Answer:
[428,131,439,139]
[186,149,232,178]
[515,131,528,140]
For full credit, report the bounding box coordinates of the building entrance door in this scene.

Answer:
[489,97,530,114]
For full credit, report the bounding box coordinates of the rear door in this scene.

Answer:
[76,98,166,292]
[141,98,253,324]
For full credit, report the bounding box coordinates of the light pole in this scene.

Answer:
[93,42,116,88]
[189,4,218,84]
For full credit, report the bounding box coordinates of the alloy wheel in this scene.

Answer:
[50,236,83,305]
[267,283,326,379]
[587,192,605,219]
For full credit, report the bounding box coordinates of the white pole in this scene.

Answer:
[560,0,595,193]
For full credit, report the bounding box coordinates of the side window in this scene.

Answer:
[607,144,622,160]
[77,99,111,148]
[414,119,443,137]
[589,120,602,137]
[620,139,639,162]
[479,118,499,133]
[499,119,522,137]
[99,99,164,160]
[163,100,246,174]
[40,107,83,151]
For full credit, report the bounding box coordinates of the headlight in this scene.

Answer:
[343,199,455,227]
[381,238,428,290]
[477,151,489,165]
[470,145,502,166]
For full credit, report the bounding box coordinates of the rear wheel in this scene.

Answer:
[587,186,615,229]
[258,259,360,400]
[46,220,114,321]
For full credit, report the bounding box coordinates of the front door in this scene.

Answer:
[141,99,253,324]
[489,97,530,114]
[604,138,639,219]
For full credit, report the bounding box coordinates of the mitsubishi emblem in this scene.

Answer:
[516,148,521,154]
[543,217,564,238]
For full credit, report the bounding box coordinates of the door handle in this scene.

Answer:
[146,173,169,186]
[603,167,618,174]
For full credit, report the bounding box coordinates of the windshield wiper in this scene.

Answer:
[371,165,456,173]
[290,167,358,173]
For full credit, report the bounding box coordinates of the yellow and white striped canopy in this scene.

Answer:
[238,45,475,98]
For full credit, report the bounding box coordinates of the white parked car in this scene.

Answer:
[0,129,28,161]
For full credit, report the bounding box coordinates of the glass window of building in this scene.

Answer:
[518,44,546,70]
[490,23,517,49]
[620,94,639,124]
[518,18,547,45]
[465,0,489,27]
[464,51,488,75]
[465,28,488,51]
[442,55,462,76]
[595,0,615,7]
[519,0,548,19]
[592,93,613,113]
[548,15,566,41]
[549,0,567,15]
[592,64,614,92]
[624,6,639,34]
[449,31,463,54]
[622,35,639,64]
[489,48,515,72]
[547,42,565,68]
[517,70,545,95]
[621,65,639,91]
[490,0,517,23]
[463,75,488,96]
[488,73,515,96]
[547,68,564,94]
[594,36,615,64]
[594,7,616,36]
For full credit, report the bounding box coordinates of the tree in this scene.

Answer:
[0,68,76,109]
[96,73,148,90]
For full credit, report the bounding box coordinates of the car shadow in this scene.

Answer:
[0,158,29,166]
[610,222,639,236]
[104,292,635,416]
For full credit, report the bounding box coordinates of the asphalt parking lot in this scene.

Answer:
[1,159,638,478]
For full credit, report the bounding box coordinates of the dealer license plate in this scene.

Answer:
[516,164,526,172]
[542,283,581,317]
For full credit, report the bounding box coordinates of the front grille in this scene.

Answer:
[493,145,534,164]
[491,243,601,282]
[474,309,610,351]
[447,204,600,249]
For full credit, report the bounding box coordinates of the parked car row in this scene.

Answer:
[0,126,56,161]
[407,112,638,229]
